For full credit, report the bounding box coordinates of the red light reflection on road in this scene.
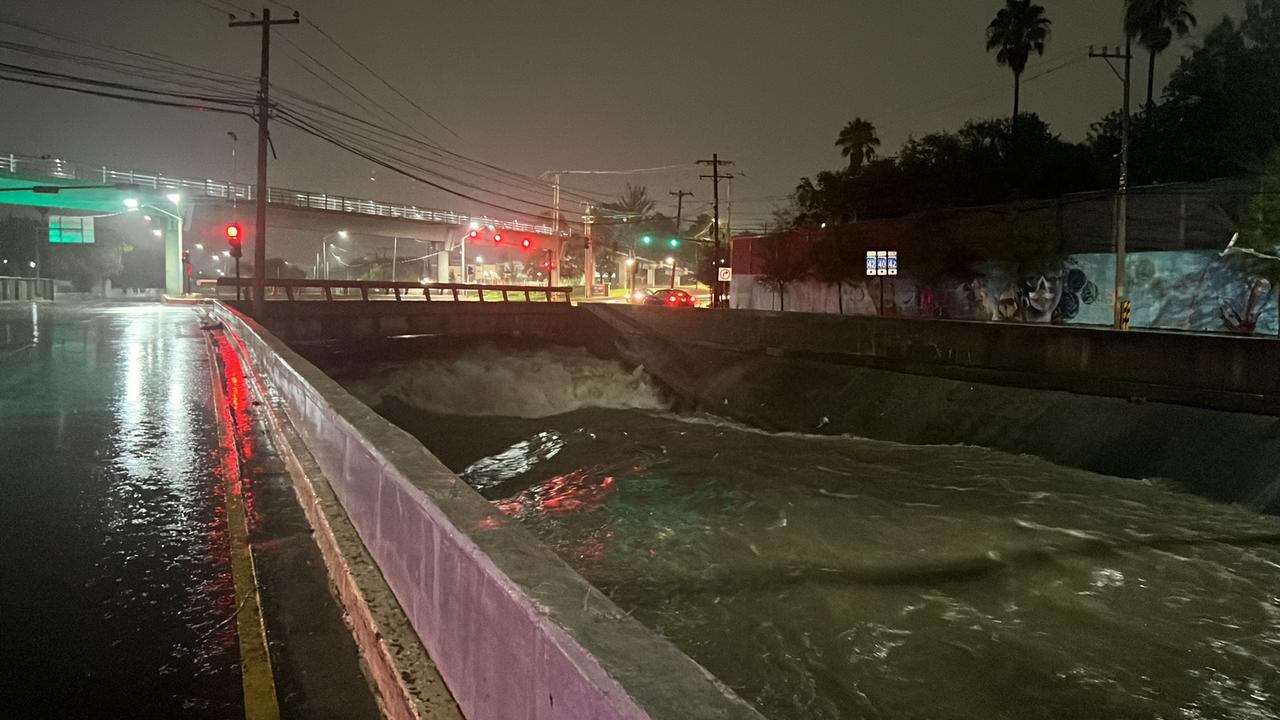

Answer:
[213,332,259,518]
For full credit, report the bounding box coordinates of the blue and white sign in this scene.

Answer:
[888,251,898,276]
[876,251,888,276]
[865,251,877,277]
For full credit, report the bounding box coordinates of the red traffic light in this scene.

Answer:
[493,233,504,244]
[520,237,533,250]
[226,223,243,258]
[468,229,480,240]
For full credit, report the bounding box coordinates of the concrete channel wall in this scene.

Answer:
[213,303,763,720]
[587,306,1280,512]
[590,306,1280,405]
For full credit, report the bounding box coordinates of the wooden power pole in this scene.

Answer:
[1090,38,1133,329]
[697,155,734,307]
[230,7,299,317]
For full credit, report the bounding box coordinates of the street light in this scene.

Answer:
[123,198,139,210]
[319,231,349,279]
[143,199,187,295]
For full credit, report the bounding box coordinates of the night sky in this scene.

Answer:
[0,0,1246,230]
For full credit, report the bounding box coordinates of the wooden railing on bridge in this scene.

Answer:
[207,277,573,304]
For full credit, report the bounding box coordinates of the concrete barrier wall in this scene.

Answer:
[213,304,762,720]
[0,276,54,302]
[228,300,582,344]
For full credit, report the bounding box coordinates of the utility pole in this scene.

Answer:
[551,173,562,285]
[669,190,692,291]
[230,7,299,318]
[697,154,735,307]
[1090,38,1133,330]
[669,190,693,238]
[583,206,595,297]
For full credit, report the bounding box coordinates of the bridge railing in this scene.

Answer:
[210,277,573,303]
[0,151,556,235]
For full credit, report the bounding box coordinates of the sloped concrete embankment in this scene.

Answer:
[586,306,1280,513]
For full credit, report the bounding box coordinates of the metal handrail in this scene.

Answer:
[0,150,556,235]
[213,277,573,303]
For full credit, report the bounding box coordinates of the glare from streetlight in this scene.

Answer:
[143,215,152,222]
[625,258,635,266]
[152,229,162,237]
[468,221,480,230]
[474,256,484,263]
[222,250,231,257]
[166,193,181,205]
[195,243,204,250]
[338,230,349,238]
[29,261,36,268]
[666,256,675,265]
[123,198,139,210]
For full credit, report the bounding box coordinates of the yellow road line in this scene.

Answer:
[206,330,282,720]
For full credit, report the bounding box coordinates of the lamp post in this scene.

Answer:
[667,256,677,289]
[135,194,186,296]
[318,230,348,279]
[456,222,479,284]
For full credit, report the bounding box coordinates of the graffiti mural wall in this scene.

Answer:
[729,250,1278,336]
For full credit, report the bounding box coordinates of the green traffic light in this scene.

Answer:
[641,236,653,245]
[668,238,680,248]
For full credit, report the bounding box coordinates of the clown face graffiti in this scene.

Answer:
[1025,269,1065,323]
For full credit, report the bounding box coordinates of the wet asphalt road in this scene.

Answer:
[0,302,379,719]
[0,303,242,718]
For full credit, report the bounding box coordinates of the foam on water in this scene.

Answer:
[348,346,670,418]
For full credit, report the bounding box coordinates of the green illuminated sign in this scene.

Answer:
[49,215,95,244]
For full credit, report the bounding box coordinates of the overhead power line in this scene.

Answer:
[0,72,254,116]
[299,16,456,138]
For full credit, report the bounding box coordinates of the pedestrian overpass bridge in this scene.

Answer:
[0,151,560,293]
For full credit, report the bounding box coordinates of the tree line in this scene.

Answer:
[782,0,1280,232]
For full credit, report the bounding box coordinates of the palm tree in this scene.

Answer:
[1125,0,1196,127]
[985,0,1052,123]
[835,118,881,170]
[600,184,655,220]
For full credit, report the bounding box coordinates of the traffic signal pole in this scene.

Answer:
[230,8,299,317]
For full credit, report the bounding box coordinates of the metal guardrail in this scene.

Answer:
[210,277,573,303]
[0,151,555,235]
